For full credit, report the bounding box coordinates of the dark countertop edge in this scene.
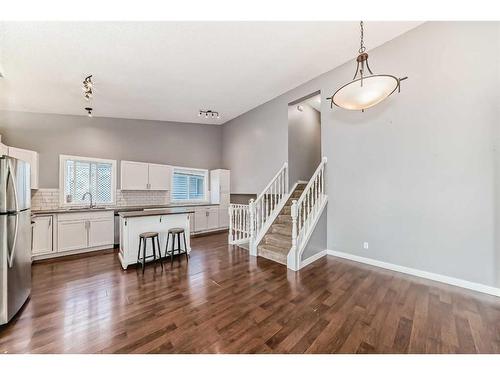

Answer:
[31,203,219,216]
[118,208,195,218]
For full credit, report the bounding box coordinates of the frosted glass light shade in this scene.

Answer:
[332,75,399,110]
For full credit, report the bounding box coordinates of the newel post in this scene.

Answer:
[288,200,299,270]
[228,205,233,244]
[249,199,256,256]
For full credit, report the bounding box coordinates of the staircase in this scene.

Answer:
[257,183,306,265]
[228,157,327,271]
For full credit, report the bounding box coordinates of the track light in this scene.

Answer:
[198,110,220,120]
[82,75,95,117]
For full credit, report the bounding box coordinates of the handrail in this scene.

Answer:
[256,162,288,202]
[251,162,289,254]
[296,156,327,207]
[228,203,251,245]
[289,157,328,270]
[228,162,290,255]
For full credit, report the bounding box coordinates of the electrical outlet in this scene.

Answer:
[363,242,369,250]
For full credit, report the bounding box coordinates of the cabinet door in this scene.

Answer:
[218,207,229,228]
[89,218,114,248]
[194,209,207,232]
[58,220,88,252]
[121,161,149,190]
[206,208,219,230]
[8,146,39,189]
[148,164,171,191]
[32,216,53,255]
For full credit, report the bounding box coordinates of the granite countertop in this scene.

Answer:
[118,207,195,218]
[31,202,218,216]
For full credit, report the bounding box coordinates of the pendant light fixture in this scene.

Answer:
[328,21,407,112]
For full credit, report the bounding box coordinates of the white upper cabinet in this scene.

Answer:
[8,146,39,189]
[0,137,8,156]
[148,163,171,190]
[121,160,171,191]
[210,169,230,205]
[121,161,149,190]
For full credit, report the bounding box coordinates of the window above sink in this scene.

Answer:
[59,154,117,207]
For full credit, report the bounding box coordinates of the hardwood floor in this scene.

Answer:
[1,232,500,353]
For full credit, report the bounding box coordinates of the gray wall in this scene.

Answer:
[288,104,321,185]
[230,193,256,205]
[222,22,500,288]
[0,111,223,188]
[301,208,327,261]
[222,98,288,194]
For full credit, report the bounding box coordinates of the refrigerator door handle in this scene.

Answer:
[7,159,20,268]
[7,159,20,212]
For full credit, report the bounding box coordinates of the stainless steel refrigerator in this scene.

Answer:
[0,155,31,325]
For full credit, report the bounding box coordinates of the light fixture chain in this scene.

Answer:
[359,21,366,54]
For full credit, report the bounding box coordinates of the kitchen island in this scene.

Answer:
[118,208,194,269]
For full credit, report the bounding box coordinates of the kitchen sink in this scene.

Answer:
[68,206,108,211]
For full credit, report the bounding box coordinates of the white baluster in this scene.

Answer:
[269,180,276,216]
[249,199,255,254]
[228,205,233,243]
[291,199,298,258]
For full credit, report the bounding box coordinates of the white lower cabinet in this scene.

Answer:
[55,211,114,256]
[32,215,54,255]
[194,208,208,232]
[207,207,219,230]
[89,217,114,247]
[58,220,88,252]
[218,207,229,228]
[192,206,227,233]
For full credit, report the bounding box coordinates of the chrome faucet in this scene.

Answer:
[82,192,94,208]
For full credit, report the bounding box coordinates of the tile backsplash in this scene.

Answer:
[31,188,171,211]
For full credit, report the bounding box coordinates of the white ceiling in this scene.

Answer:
[0,22,422,124]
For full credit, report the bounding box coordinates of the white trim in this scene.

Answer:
[170,166,209,204]
[300,249,327,268]
[59,154,117,207]
[326,249,500,297]
[289,196,328,270]
[32,244,111,261]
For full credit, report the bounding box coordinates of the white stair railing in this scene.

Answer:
[228,204,251,245]
[250,162,289,255]
[288,157,328,270]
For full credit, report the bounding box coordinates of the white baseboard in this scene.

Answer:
[327,249,500,297]
[33,244,112,261]
[300,249,328,268]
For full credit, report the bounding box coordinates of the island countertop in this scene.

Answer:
[118,207,195,218]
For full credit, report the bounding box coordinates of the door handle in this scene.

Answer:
[7,160,20,268]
